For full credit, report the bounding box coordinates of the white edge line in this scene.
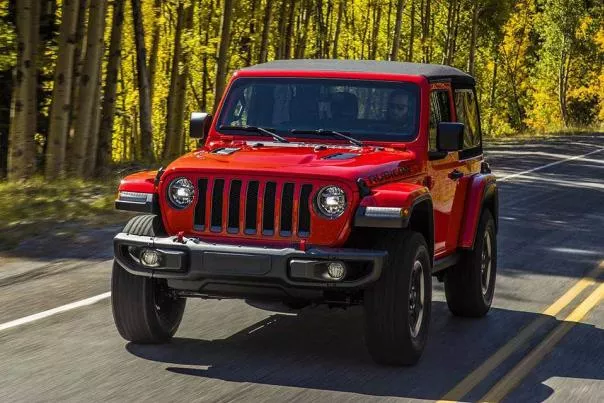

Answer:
[498,148,604,182]
[0,292,111,332]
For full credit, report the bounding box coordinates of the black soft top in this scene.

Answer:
[239,59,475,86]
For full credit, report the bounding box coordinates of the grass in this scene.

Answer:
[0,177,131,250]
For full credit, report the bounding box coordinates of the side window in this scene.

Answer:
[225,86,252,126]
[454,89,481,150]
[429,90,452,150]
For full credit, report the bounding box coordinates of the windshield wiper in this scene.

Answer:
[219,125,289,143]
[290,129,363,147]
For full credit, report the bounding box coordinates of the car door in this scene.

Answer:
[426,82,465,255]
[445,87,483,249]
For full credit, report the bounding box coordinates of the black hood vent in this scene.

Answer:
[212,147,240,155]
[322,152,359,160]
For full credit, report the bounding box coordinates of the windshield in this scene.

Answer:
[217,78,420,142]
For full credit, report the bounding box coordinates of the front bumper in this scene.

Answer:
[114,233,387,299]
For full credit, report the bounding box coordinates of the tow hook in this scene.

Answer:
[173,231,201,244]
[175,231,186,244]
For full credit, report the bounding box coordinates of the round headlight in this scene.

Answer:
[168,177,194,208]
[316,186,347,218]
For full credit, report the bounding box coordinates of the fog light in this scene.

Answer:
[140,248,161,267]
[327,262,346,280]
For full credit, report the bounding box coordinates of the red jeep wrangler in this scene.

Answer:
[112,60,498,366]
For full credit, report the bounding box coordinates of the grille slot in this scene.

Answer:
[192,178,312,239]
[194,179,208,230]
[298,184,313,237]
[245,181,259,234]
[280,183,294,236]
[262,182,277,235]
[227,180,242,233]
[210,179,225,232]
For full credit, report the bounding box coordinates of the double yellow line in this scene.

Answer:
[438,262,604,403]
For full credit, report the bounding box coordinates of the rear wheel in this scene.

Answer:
[444,210,497,317]
[111,215,186,343]
[364,231,432,366]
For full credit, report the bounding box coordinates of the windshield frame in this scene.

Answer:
[214,77,422,143]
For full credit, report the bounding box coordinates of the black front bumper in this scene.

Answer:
[114,233,386,300]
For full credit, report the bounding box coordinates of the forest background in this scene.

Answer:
[0,0,602,183]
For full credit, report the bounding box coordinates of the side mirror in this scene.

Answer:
[437,122,464,152]
[190,112,212,140]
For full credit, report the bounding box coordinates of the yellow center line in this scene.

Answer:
[480,282,604,402]
[437,262,603,403]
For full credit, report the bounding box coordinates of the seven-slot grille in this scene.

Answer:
[194,178,313,238]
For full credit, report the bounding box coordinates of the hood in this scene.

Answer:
[164,142,420,184]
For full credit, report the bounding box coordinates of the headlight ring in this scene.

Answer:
[167,177,195,209]
[315,185,347,219]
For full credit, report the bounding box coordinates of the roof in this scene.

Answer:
[239,59,475,85]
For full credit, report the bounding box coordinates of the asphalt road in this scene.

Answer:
[1,134,603,402]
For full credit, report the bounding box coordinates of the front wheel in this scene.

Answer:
[111,215,186,343]
[111,262,186,343]
[364,231,432,366]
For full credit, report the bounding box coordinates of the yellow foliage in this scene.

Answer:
[596,27,604,51]
[525,89,564,132]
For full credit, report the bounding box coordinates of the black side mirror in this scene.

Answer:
[437,122,464,152]
[190,112,212,140]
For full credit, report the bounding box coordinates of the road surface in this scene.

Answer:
[0,134,602,402]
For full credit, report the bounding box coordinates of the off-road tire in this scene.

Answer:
[364,231,432,366]
[111,215,186,343]
[444,210,497,317]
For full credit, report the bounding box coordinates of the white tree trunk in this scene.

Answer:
[163,1,185,160]
[214,0,234,111]
[70,0,106,176]
[131,0,154,161]
[259,0,273,63]
[467,1,479,75]
[45,0,80,179]
[390,0,407,61]
[84,77,103,176]
[96,0,124,176]
[8,0,39,181]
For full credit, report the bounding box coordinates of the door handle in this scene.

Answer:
[448,169,464,180]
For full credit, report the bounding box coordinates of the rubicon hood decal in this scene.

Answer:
[364,165,413,186]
